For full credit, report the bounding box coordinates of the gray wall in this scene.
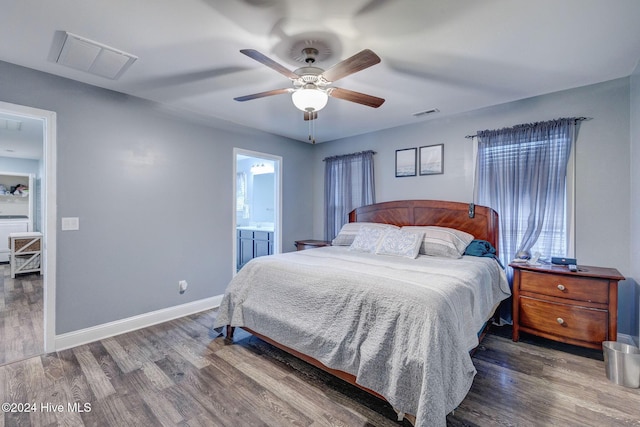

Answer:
[0,157,40,175]
[312,78,638,340]
[0,60,314,334]
[630,65,640,343]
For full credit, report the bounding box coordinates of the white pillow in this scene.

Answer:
[349,226,389,253]
[375,228,425,259]
[402,226,474,258]
[332,222,398,246]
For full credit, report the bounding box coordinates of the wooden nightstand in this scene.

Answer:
[295,239,331,251]
[511,263,624,350]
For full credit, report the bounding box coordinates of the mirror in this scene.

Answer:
[252,173,274,223]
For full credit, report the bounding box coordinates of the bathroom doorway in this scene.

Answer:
[233,149,282,274]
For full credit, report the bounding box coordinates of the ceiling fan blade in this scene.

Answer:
[303,111,318,121]
[240,49,299,80]
[234,88,291,102]
[327,87,385,108]
[321,49,381,83]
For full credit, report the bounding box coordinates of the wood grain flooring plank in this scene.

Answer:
[2,359,30,427]
[21,280,33,295]
[0,268,44,367]
[230,337,405,426]
[165,333,212,370]
[72,347,116,401]
[155,350,196,385]
[127,329,168,363]
[140,360,175,390]
[0,317,5,365]
[159,384,209,422]
[179,374,256,427]
[4,327,24,363]
[177,412,225,427]
[215,347,362,427]
[100,336,145,374]
[39,352,66,385]
[139,389,186,426]
[200,351,314,427]
[85,394,146,427]
[83,340,130,398]
[56,348,95,404]
[0,365,5,427]
[120,390,164,427]
[22,356,57,427]
[29,353,86,427]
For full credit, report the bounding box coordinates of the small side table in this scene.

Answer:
[9,231,43,278]
[295,239,331,251]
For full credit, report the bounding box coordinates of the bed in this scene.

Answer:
[214,200,510,426]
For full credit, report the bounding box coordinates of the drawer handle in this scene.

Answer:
[557,317,565,325]
[557,284,565,291]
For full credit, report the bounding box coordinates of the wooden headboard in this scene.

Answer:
[349,200,499,253]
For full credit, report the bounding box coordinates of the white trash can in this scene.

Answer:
[602,341,640,388]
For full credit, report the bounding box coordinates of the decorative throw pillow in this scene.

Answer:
[402,226,475,258]
[375,229,425,259]
[332,222,398,246]
[349,226,390,253]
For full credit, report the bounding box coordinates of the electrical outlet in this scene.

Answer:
[178,280,188,294]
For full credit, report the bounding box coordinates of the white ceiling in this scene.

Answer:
[0,112,43,160]
[1,0,640,145]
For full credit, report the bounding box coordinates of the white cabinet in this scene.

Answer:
[0,221,29,262]
[9,232,42,278]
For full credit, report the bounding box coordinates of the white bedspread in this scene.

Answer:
[214,246,510,426]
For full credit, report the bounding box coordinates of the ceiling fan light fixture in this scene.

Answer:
[291,87,328,112]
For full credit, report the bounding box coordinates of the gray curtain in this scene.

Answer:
[324,150,375,241]
[475,118,575,322]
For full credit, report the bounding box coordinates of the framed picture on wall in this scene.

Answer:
[395,148,417,177]
[419,144,444,175]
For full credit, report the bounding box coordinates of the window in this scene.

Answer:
[475,118,577,266]
[236,172,246,212]
[324,150,375,241]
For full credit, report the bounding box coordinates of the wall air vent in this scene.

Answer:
[412,108,440,118]
[54,32,137,80]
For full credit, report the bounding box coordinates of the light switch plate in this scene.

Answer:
[61,217,80,231]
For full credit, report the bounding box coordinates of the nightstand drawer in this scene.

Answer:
[519,296,608,343]
[519,270,609,304]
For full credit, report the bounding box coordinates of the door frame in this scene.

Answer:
[232,148,282,276]
[0,101,57,353]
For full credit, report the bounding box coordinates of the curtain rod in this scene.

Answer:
[464,117,590,140]
[323,150,377,161]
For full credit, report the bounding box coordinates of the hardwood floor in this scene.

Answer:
[1,309,639,426]
[0,265,43,366]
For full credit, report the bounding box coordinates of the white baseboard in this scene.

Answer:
[55,295,223,351]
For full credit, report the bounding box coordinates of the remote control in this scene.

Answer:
[568,264,578,272]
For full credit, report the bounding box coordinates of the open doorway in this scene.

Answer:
[233,149,282,274]
[0,101,56,364]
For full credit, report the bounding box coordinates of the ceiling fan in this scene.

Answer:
[234,47,385,121]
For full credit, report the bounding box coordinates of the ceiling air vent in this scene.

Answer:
[54,32,137,80]
[412,108,440,118]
